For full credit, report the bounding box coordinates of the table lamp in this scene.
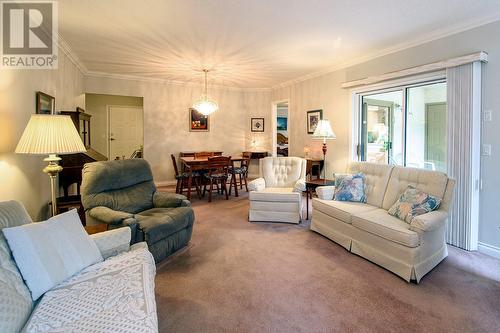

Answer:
[312,119,336,179]
[15,114,86,216]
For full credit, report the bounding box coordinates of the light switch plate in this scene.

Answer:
[482,144,492,156]
[483,110,492,122]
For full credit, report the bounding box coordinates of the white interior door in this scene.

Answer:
[108,106,144,159]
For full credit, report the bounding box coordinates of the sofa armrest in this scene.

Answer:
[316,186,335,200]
[294,179,306,192]
[153,191,190,208]
[89,227,131,259]
[248,177,266,191]
[130,241,149,252]
[88,206,134,225]
[409,210,448,232]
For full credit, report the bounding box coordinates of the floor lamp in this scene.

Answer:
[312,119,336,180]
[15,114,86,217]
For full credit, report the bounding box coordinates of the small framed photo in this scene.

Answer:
[36,91,55,114]
[189,108,209,132]
[251,118,264,132]
[307,109,323,134]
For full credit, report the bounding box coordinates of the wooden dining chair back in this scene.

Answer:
[171,154,180,176]
[172,154,201,196]
[229,152,251,195]
[203,156,231,202]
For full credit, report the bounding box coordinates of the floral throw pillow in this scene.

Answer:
[388,185,442,223]
[333,173,366,203]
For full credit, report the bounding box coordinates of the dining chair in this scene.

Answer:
[171,154,201,196]
[229,152,251,195]
[202,156,231,202]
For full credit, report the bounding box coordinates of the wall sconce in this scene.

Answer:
[304,146,310,158]
[251,138,257,149]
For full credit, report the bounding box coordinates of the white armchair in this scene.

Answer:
[248,157,307,223]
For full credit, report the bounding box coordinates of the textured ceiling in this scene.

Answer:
[59,0,500,88]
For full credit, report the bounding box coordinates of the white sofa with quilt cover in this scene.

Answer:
[248,157,307,224]
[311,162,455,283]
[0,200,158,333]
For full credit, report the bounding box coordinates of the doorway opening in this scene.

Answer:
[272,101,289,157]
[85,93,144,160]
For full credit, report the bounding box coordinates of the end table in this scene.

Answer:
[305,179,335,220]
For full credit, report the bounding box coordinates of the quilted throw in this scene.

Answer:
[388,185,442,223]
[23,246,158,333]
[333,173,366,203]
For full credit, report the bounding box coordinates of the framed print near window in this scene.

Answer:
[251,118,264,132]
[189,108,209,132]
[36,91,55,114]
[307,109,323,134]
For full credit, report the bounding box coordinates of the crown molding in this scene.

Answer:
[84,71,271,92]
[57,34,88,75]
[271,14,500,90]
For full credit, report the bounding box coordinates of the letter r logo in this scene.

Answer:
[2,2,53,55]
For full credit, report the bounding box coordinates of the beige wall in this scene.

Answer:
[84,76,271,183]
[272,70,350,176]
[0,53,84,220]
[271,20,500,252]
[85,94,144,158]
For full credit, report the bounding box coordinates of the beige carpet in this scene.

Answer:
[155,190,500,333]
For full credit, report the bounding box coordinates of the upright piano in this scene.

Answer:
[58,108,107,223]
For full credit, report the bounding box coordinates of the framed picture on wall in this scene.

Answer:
[189,108,209,132]
[36,91,55,114]
[251,118,265,132]
[277,117,287,130]
[307,109,323,134]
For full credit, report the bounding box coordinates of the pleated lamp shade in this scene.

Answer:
[312,119,336,140]
[15,115,86,155]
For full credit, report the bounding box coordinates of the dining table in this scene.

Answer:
[179,155,245,200]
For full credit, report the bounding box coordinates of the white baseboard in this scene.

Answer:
[478,242,500,259]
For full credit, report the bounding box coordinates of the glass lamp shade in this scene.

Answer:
[15,114,86,155]
[312,119,336,140]
[192,96,218,116]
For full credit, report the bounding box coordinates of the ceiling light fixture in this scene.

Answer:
[192,69,218,116]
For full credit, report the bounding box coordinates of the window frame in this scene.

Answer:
[349,71,446,168]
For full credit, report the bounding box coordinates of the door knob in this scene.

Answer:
[110,138,116,141]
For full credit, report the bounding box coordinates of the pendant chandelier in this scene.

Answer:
[192,69,218,116]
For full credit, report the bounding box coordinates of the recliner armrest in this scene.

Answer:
[153,191,190,208]
[89,227,131,259]
[88,206,134,225]
[409,210,448,232]
[316,186,335,200]
[248,177,266,191]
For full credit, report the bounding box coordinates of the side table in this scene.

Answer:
[305,179,335,220]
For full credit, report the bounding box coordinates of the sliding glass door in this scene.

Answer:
[358,80,447,172]
[361,91,403,165]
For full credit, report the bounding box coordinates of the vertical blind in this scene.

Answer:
[445,62,482,250]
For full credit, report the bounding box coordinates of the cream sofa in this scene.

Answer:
[248,157,307,223]
[311,162,455,283]
[0,200,158,333]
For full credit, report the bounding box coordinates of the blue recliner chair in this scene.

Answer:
[81,159,195,263]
